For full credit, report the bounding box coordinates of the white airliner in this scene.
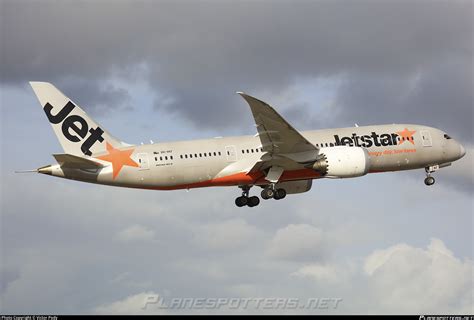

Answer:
[25,82,466,207]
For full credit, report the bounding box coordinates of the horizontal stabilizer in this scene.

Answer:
[53,153,104,169]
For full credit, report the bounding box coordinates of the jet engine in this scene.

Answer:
[311,146,370,178]
[274,180,312,194]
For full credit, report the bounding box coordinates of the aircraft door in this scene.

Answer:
[137,153,150,170]
[420,130,433,147]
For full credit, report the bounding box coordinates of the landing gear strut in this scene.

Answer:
[424,165,439,186]
[235,185,260,208]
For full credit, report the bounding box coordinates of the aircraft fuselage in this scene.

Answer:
[42,123,465,190]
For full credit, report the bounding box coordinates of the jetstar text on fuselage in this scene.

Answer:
[333,131,413,148]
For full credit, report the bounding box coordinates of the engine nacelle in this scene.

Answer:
[274,180,312,194]
[312,146,370,178]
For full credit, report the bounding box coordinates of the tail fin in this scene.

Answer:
[30,82,129,157]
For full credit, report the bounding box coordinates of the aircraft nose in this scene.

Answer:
[459,144,466,158]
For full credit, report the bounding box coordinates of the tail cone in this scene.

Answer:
[37,165,52,175]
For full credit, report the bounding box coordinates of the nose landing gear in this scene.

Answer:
[424,165,439,186]
[424,176,435,186]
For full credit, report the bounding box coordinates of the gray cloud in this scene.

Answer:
[1,162,472,313]
[1,0,473,314]
[1,0,472,136]
[362,238,473,313]
[0,266,20,295]
[58,78,133,116]
[336,60,473,141]
[267,224,327,261]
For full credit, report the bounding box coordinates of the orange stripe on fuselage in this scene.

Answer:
[147,169,322,191]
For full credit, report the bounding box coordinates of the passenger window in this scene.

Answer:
[170,156,173,160]
[213,152,217,156]
[180,155,183,159]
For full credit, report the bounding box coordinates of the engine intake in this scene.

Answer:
[311,146,370,178]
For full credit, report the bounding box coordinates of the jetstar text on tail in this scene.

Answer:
[333,130,415,148]
[43,101,104,156]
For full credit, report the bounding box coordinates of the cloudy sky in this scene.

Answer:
[1,0,473,314]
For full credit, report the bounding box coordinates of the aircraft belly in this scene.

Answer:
[174,165,212,185]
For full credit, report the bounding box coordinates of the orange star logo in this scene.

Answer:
[397,128,416,145]
[96,142,139,179]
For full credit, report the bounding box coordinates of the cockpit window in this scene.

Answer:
[444,134,452,140]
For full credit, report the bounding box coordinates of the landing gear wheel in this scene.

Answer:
[424,166,439,187]
[424,176,435,186]
[247,196,260,207]
[235,196,248,207]
[261,188,274,200]
[273,188,287,200]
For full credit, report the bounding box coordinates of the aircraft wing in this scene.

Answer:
[53,153,104,169]
[237,93,321,182]
[237,93,317,155]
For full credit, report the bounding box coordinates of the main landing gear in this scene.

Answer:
[261,184,286,200]
[235,185,260,208]
[235,184,287,207]
[424,165,439,186]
